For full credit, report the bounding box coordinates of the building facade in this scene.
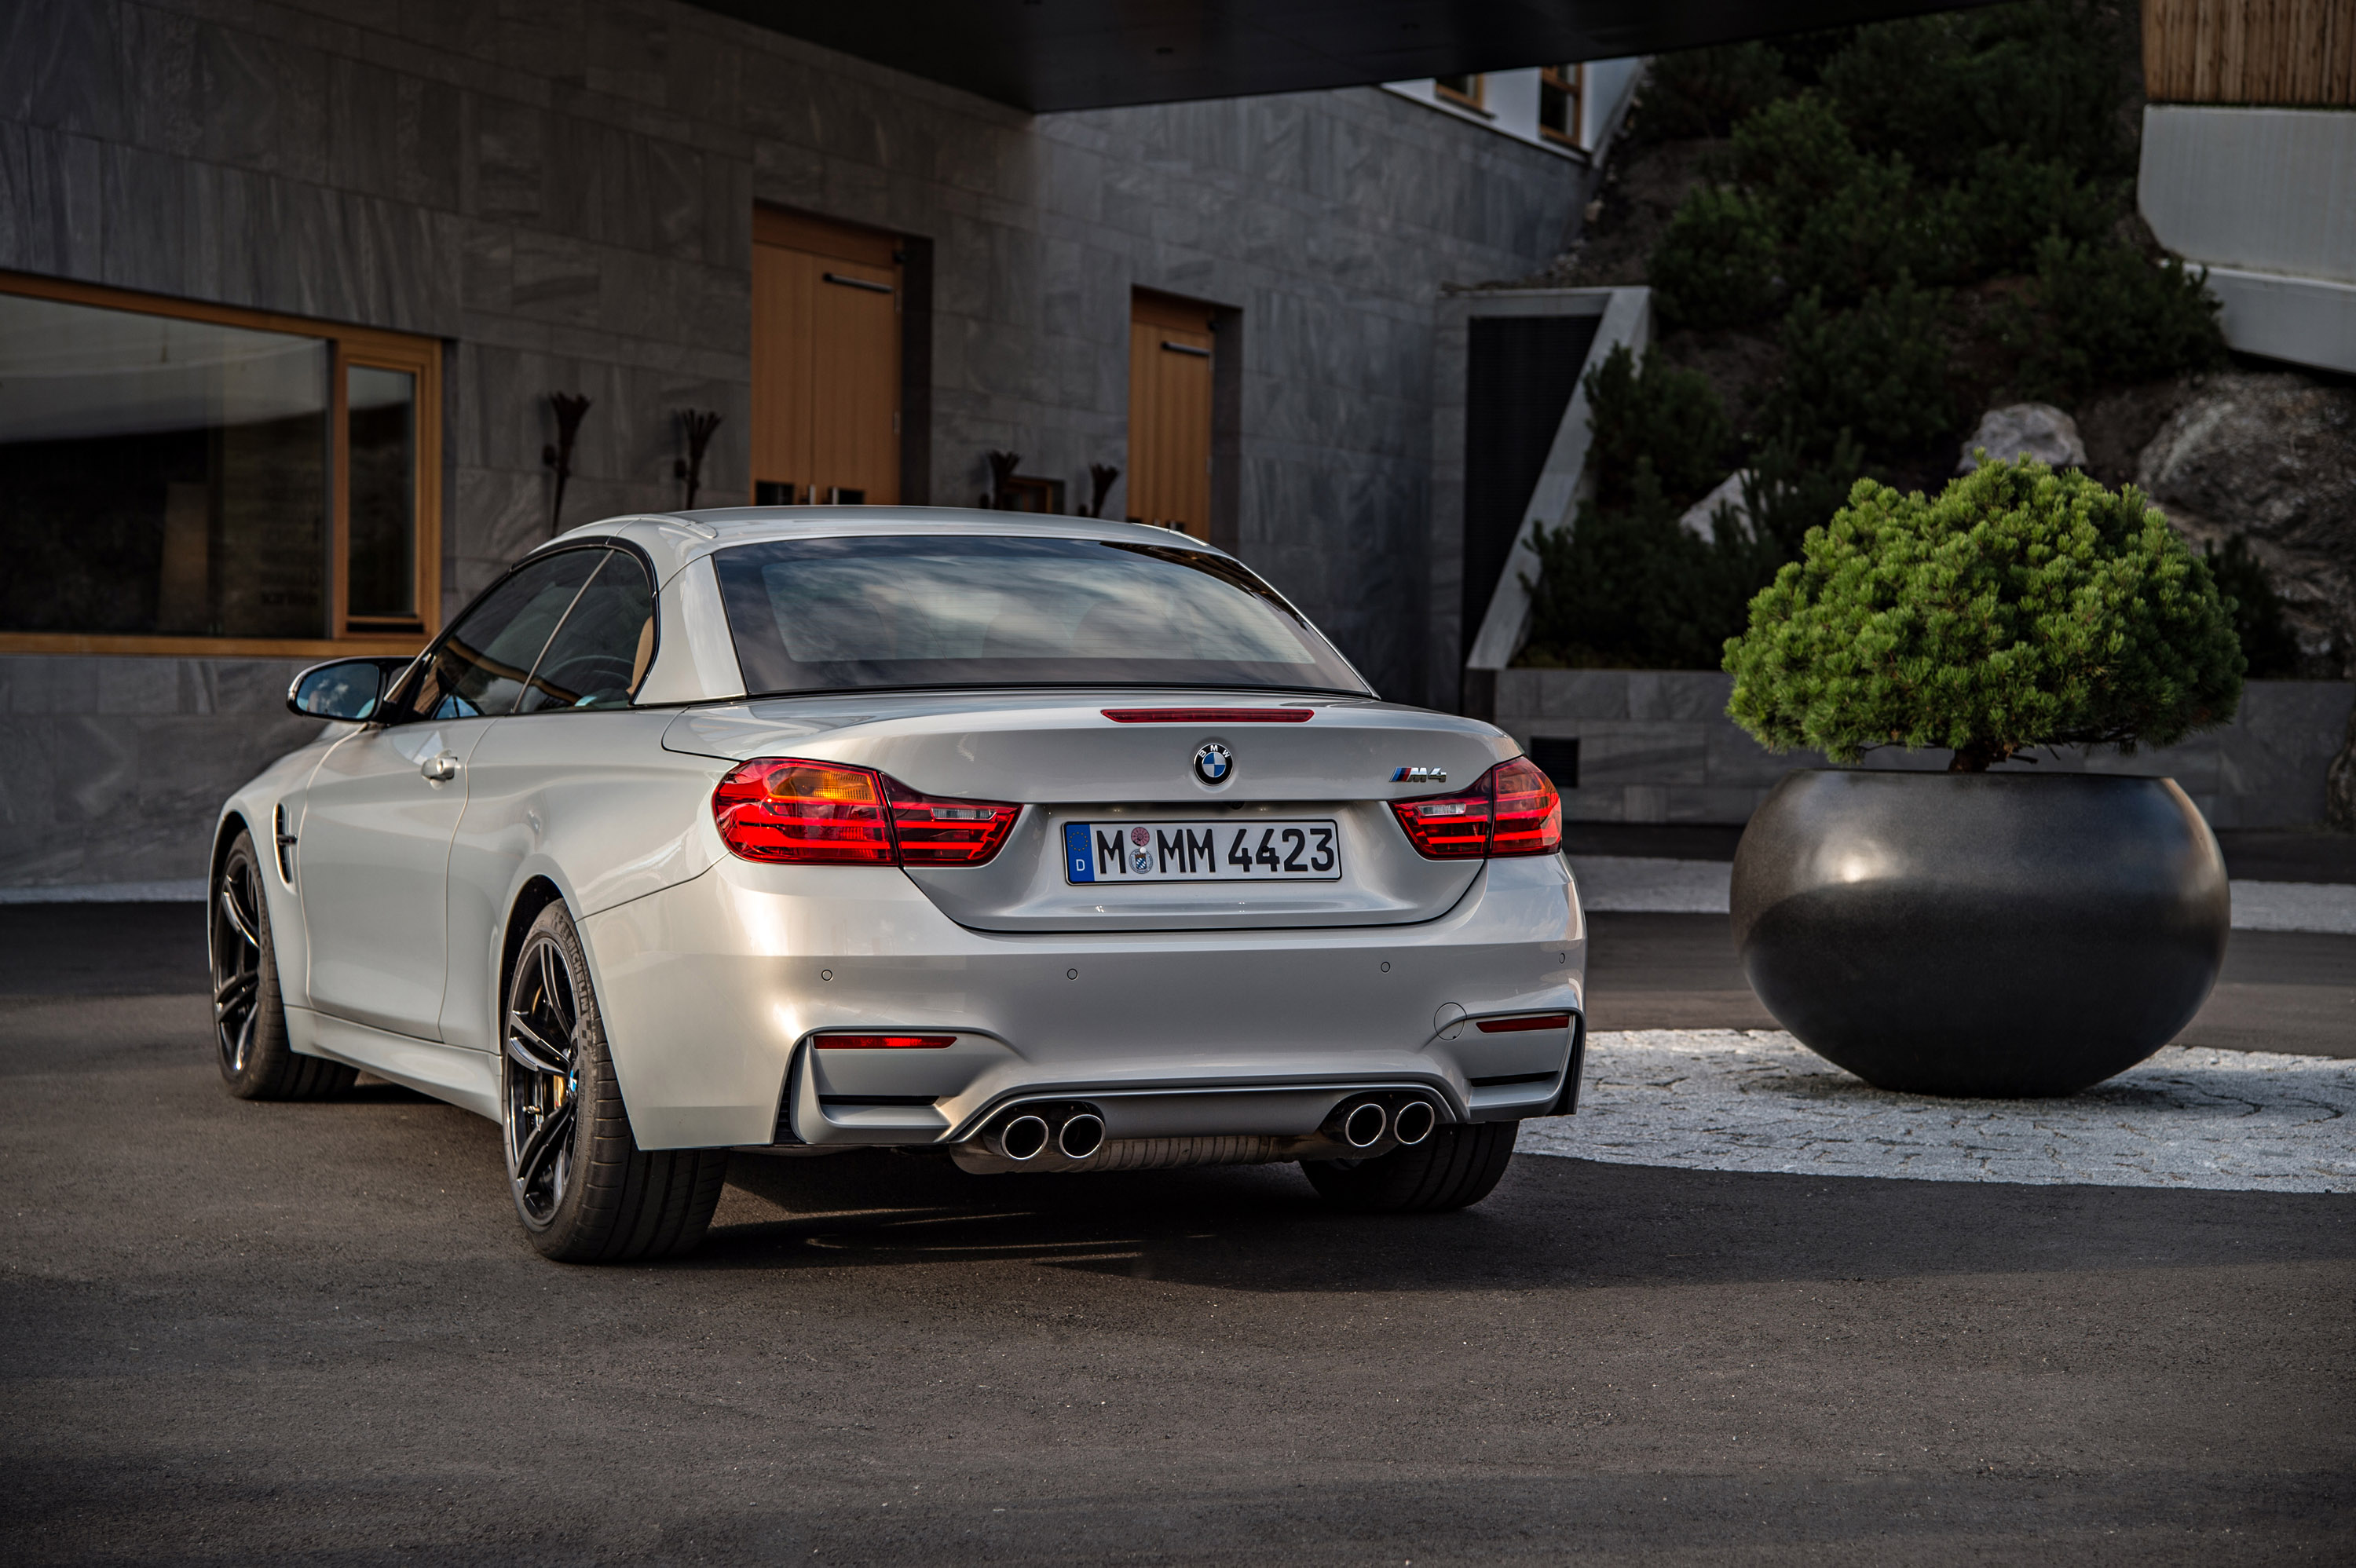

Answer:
[0,1,1630,890]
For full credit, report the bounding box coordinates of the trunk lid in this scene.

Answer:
[663,690,1516,930]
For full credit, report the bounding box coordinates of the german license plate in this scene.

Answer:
[1063,820,1341,883]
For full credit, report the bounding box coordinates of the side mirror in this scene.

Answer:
[287,656,413,722]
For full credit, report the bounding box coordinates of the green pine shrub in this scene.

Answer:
[1819,2,2138,184]
[2204,534,2303,678]
[1723,459,2244,770]
[1633,41,1793,141]
[2014,234,2226,399]
[1725,93,1867,234]
[1739,426,1868,554]
[1765,278,1954,458]
[1787,154,1973,302]
[1581,344,1735,506]
[1957,146,2117,275]
[1649,186,1781,329]
[1520,462,1786,671]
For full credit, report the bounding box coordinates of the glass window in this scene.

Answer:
[346,364,417,623]
[714,535,1368,696]
[517,551,655,712]
[0,279,441,653]
[391,550,604,722]
[1539,66,1582,146]
[0,291,331,639]
[1434,74,1485,108]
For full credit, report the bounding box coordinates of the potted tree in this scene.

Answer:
[1721,458,2243,1096]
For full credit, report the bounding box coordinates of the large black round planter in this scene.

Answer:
[1731,770,2230,1098]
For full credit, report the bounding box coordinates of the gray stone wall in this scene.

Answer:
[1,1,1587,886]
[0,654,320,887]
[1496,668,2356,830]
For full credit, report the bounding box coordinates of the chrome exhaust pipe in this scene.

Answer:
[1057,1112,1105,1160]
[1392,1098,1436,1146]
[1341,1100,1388,1150]
[993,1113,1050,1161]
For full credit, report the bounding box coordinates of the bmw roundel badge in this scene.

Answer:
[1193,741,1234,786]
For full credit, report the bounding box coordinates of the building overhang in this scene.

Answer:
[688,0,2001,113]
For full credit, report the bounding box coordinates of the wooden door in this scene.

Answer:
[751,208,901,505]
[1127,291,1216,537]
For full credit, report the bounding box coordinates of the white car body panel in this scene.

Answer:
[211,506,1588,1160]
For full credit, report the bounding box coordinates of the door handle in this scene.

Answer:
[420,751,459,782]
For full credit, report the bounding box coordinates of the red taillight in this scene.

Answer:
[1390,778,1494,859]
[1475,1012,1572,1033]
[712,758,1018,867]
[1487,757,1564,857]
[884,775,1022,865]
[1389,757,1562,861]
[813,1033,957,1049]
[1100,707,1313,723]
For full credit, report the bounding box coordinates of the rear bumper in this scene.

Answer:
[580,853,1583,1150]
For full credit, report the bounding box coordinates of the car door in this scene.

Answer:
[441,546,696,1052]
[298,548,605,1040]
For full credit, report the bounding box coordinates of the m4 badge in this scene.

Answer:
[1390,766,1447,784]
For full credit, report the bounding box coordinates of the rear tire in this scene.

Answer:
[502,901,730,1263]
[211,831,355,1102]
[1302,1121,1517,1213]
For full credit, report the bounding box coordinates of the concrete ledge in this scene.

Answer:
[1498,669,2355,830]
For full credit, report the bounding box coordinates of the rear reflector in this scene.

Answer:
[1390,757,1563,861]
[1100,707,1313,723]
[813,1033,957,1049]
[1475,1013,1573,1033]
[713,758,1019,866]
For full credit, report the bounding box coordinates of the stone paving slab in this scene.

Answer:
[1522,1029,2356,1193]
[1568,854,2356,933]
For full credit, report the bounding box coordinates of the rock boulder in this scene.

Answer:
[1957,404,2087,474]
[2135,371,2356,679]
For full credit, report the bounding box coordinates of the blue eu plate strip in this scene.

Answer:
[1063,821,1094,883]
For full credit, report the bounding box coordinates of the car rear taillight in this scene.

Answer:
[1487,757,1564,857]
[712,758,1019,867]
[884,775,1022,865]
[1389,757,1562,861]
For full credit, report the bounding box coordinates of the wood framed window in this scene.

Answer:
[1434,73,1487,111]
[1539,64,1585,147]
[0,272,442,658]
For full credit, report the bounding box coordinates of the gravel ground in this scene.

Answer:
[1524,1033,2356,1193]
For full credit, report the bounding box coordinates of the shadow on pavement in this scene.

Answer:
[704,1145,2356,1293]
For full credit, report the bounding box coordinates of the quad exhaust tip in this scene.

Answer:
[1058,1112,1105,1160]
[995,1113,1051,1161]
[1392,1098,1436,1146]
[1341,1101,1388,1149]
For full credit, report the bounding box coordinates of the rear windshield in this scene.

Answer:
[712,534,1368,696]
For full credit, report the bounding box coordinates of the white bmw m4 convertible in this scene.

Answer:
[211,508,1586,1261]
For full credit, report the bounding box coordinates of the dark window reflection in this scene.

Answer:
[0,292,330,638]
[346,364,416,623]
[393,550,602,722]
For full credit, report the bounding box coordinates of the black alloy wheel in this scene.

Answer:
[499,901,730,1263]
[504,929,587,1229]
[210,830,353,1101]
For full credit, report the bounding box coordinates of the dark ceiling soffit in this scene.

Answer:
[688,0,2003,114]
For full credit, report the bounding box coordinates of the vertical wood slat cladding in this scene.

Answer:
[2143,0,2356,105]
[751,208,901,506]
[1127,291,1216,538]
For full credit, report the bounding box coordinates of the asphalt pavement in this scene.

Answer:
[3,900,2351,1563]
